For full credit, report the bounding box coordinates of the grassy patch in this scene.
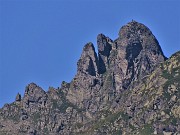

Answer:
[161,70,172,79]
[0,131,8,135]
[112,129,122,135]
[75,123,84,129]
[92,111,129,131]
[162,67,180,101]
[129,124,135,130]
[139,124,153,135]
[163,109,171,115]
[43,127,49,135]
[31,112,40,123]
[163,91,171,101]
[171,117,177,125]
[52,91,85,113]
[163,75,180,89]
[103,73,113,89]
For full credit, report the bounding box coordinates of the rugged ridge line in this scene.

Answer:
[0,21,179,135]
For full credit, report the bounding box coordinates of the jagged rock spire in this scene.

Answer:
[77,42,99,76]
[97,34,113,74]
[15,93,21,101]
[76,21,166,91]
[23,83,47,108]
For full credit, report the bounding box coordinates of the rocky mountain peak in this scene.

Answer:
[22,83,47,108]
[24,83,45,95]
[97,33,113,54]
[111,21,167,90]
[82,42,96,54]
[118,20,151,38]
[74,21,167,93]
[118,20,165,57]
[66,21,168,111]
[1,21,179,135]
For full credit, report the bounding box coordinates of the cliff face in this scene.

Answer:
[0,21,179,135]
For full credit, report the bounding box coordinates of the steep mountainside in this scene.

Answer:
[0,21,179,135]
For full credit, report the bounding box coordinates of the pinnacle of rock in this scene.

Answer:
[15,93,21,101]
[23,83,47,108]
[97,33,113,74]
[77,42,99,76]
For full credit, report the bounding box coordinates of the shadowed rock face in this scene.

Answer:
[77,42,99,76]
[15,93,21,101]
[97,33,113,74]
[1,21,179,135]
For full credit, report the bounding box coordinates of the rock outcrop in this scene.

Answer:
[15,93,21,102]
[0,21,179,135]
[77,42,99,76]
[22,83,47,109]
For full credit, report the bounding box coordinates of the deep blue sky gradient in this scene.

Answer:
[0,0,180,107]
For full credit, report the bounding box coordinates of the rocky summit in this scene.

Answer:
[0,21,179,135]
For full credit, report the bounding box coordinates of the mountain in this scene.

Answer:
[0,21,179,135]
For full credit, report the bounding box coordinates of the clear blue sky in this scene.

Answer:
[0,0,180,107]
